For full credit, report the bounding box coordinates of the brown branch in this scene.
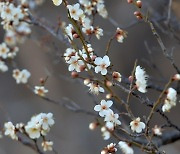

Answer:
[27,12,70,47]
[134,130,180,148]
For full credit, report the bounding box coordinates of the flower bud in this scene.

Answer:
[106,93,112,99]
[173,74,180,81]
[101,150,108,154]
[127,0,133,3]
[106,81,113,87]
[40,78,45,85]
[71,71,78,78]
[134,11,143,19]
[89,122,98,130]
[84,78,90,85]
[112,71,122,82]
[79,65,86,72]
[91,55,97,61]
[128,75,133,82]
[73,33,79,38]
[136,0,142,8]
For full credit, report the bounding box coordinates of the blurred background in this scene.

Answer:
[0,0,180,153]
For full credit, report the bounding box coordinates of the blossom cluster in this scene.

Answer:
[4,113,55,152]
[25,113,55,139]
[34,86,49,97]
[94,100,121,130]
[162,87,177,112]
[13,69,31,84]
[0,2,32,83]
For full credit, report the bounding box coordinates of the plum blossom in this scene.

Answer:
[94,55,110,75]
[130,117,145,133]
[87,82,104,95]
[101,126,111,140]
[0,42,9,59]
[0,3,26,30]
[94,27,103,39]
[67,3,83,21]
[64,48,76,62]
[94,100,113,117]
[79,0,89,6]
[116,28,127,43]
[135,65,148,93]
[152,125,162,136]
[104,110,121,129]
[12,69,31,84]
[84,2,94,15]
[101,143,117,154]
[97,3,108,18]
[34,86,48,97]
[67,56,84,72]
[162,87,177,112]
[65,24,75,41]
[25,122,41,139]
[25,113,55,139]
[39,113,55,131]
[0,60,8,72]
[4,122,18,140]
[118,141,134,154]
[112,71,122,82]
[42,141,53,151]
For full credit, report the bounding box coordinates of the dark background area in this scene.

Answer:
[0,0,180,153]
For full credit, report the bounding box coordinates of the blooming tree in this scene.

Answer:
[0,0,180,153]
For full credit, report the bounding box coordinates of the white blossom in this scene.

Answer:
[0,60,8,72]
[94,55,110,75]
[104,110,121,129]
[152,125,162,136]
[67,3,83,21]
[162,87,177,112]
[25,113,55,139]
[94,27,103,39]
[79,0,89,6]
[34,86,48,97]
[84,2,94,15]
[13,69,31,84]
[42,141,53,151]
[0,3,25,29]
[67,56,84,72]
[20,69,31,83]
[112,71,122,82]
[135,65,148,93]
[4,30,17,46]
[16,22,31,35]
[97,3,108,18]
[0,42,9,59]
[118,141,134,154]
[65,24,74,41]
[102,143,117,154]
[130,117,145,133]
[116,28,127,43]
[64,48,76,62]
[25,122,41,139]
[4,122,18,140]
[39,113,55,131]
[94,100,113,117]
[87,82,104,95]
[101,126,111,140]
